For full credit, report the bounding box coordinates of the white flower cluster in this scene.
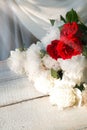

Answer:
[8,22,87,110]
[8,49,26,74]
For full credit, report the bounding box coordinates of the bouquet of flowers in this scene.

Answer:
[8,9,87,110]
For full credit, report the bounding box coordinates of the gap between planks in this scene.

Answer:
[0,95,49,109]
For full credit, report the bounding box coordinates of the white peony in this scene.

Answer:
[25,43,42,81]
[58,55,87,84]
[49,82,82,110]
[34,70,55,94]
[8,49,26,74]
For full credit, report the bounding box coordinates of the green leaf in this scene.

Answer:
[49,19,55,26]
[58,25,63,31]
[74,84,85,91]
[78,24,87,43]
[82,45,87,57]
[19,48,25,51]
[18,42,27,51]
[51,69,63,79]
[79,24,87,32]
[58,70,63,79]
[60,15,66,23]
[40,50,46,58]
[66,9,79,22]
[51,69,58,79]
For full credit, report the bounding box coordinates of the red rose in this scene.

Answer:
[46,40,60,60]
[60,22,82,39]
[57,37,83,60]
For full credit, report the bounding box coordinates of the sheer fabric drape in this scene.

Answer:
[0,0,37,60]
[12,0,87,39]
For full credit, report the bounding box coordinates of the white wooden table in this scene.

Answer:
[0,60,87,130]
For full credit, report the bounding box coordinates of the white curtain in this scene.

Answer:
[11,0,87,39]
[0,0,37,60]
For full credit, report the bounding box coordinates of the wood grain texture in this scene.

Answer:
[0,96,87,130]
[0,60,44,106]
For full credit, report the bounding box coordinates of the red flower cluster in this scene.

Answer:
[46,22,83,60]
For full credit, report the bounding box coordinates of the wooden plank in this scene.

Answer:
[0,60,44,107]
[0,96,87,130]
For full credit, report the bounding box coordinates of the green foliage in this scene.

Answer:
[74,84,85,91]
[79,23,87,43]
[49,19,55,26]
[40,50,46,58]
[19,42,27,51]
[60,15,66,23]
[51,69,63,79]
[82,45,87,57]
[19,47,27,51]
[66,9,79,22]
[51,69,58,78]
[60,9,79,23]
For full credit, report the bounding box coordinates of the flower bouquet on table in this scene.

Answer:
[8,9,87,110]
